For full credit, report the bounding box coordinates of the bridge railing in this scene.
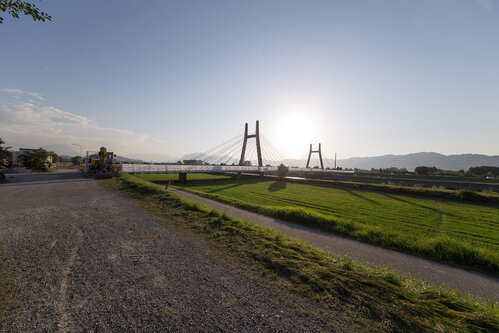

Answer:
[122,164,354,174]
[121,164,277,174]
[289,168,354,173]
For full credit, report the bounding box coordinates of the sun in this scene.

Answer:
[272,113,317,158]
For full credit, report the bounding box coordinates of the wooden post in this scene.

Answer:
[178,173,187,183]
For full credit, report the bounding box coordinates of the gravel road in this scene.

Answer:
[0,171,332,332]
[169,188,499,299]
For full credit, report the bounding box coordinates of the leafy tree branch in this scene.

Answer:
[0,0,51,24]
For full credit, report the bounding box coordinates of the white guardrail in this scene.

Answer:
[122,164,354,174]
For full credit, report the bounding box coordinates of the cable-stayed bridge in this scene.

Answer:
[123,121,353,178]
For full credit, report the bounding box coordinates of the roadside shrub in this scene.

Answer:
[455,190,481,202]
[277,163,289,179]
[20,148,54,171]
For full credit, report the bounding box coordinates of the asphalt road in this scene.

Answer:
[0,171,332,332]
[169,188,499,300]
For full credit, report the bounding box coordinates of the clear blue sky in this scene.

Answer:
[1,0,498,161]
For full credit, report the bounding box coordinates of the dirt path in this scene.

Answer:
[0,171,332,332]
[169,188,499,299]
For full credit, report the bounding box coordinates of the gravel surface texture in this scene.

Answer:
[169,188,499,299]
[0,171,332,332]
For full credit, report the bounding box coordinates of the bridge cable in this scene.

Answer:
[190,134,243,163]
[261,135,287,164]
[259,136,275,165]
[261,143,279,166]
[208,138,244,165]
[265,140,284,166]
[245,140,257,165]
[201,136,243,164]
[223,141,244,165]
[261,135,286,161]
[261,135,286,166]
[216,141,243,165]
[200,136,243,164]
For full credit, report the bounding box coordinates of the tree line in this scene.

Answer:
[414,165,499,178]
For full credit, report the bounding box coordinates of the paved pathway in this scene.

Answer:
[169,188,499,299]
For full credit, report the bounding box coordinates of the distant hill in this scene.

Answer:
[335,152,499,171]
[43,144,80,156]
[183,151,499,171]
[113,155,143,163]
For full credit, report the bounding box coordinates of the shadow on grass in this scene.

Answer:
[380,192,456,217]
[342,189,380,205]
[268,181,287,192]
[180,178,265,193]
[205,182,246,193]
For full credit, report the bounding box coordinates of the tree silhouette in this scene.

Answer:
[20,148,53,171]
[277,163,289,179]
[0,138,11,161]
[0,0,51,24]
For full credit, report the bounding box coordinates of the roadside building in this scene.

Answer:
[11,148,54,167]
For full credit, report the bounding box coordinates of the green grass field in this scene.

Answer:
[177,178,499,274]
[136,173,230,182]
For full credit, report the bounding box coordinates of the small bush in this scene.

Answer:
[277,163,289,179]
[455,190,481,202]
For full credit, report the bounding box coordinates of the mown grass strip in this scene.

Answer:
[101,173,499,332]
[175,179,499,276]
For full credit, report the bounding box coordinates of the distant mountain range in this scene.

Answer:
[183,152,499,171]
[342,153,499,170]
[290,152,499,171]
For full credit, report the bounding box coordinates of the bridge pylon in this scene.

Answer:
[306,143,324,170]
[239,120,263,167]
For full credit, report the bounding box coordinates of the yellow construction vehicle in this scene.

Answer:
[84,146,114,179]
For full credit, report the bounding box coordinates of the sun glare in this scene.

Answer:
[273,113,317,158]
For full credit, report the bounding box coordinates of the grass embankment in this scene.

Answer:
[0,247,18,331]
[176,178,499,275]
[136,173,230,183]
[101,173,498,332]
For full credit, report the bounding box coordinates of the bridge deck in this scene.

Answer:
[122,164,353,174]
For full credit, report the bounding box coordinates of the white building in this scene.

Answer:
[11,148,54,167]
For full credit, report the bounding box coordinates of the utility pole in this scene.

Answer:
[334,153,337,169]
[306,143,324,170]
[72,143,82,157]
